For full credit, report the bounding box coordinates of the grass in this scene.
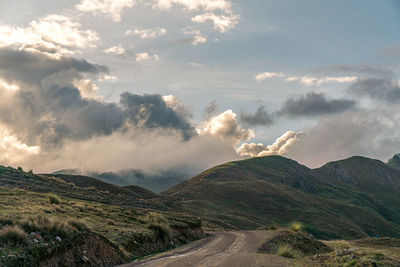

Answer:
[47,193,61,204]
[289,222,303,232]
[277,244,301,258]
[0,225,28,247]
[140,212,172,241]
[0,187,203,264]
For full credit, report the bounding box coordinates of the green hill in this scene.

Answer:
[163,155,400,240]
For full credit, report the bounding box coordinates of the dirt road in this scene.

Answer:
[120,231,289,267]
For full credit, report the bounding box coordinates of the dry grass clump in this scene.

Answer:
[47,193,61,204]
[277,244,302,258]
[20,215,79,238]
[140,212,171,241]
[0,225,28,247]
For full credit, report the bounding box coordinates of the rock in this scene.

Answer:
[56,236,62,242]
[82,255,89,262]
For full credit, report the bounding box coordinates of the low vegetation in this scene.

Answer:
[0,225,28,247]
[277,244,301,259]
[47,193,61,204]
[289,222,303,232]
[259,230,332,256]
[140,212,172,241]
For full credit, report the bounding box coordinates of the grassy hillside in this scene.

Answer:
[163,155,400,240]
[0,167,204,266]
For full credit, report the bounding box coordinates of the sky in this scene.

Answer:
[0,0,399,177]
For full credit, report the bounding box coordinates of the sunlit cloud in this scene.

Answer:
[76,0,136,22]
[126,28,167,39]
[192,12,239,33]
[0,15,98,57]
[237,131,304,157]
[255,71,358,86]
[103,44,126,55]
[135,52,160,62]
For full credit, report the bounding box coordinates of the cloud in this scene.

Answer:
[198,110,254,145]
[379,41,400,59]
[182,28,207,46]
[315,64,394,78]
[120,93,195,139]
[126,28,167,39]
[153,0,239,33]
[152,0,232,12]
[239,106,274,126]
[191,12,239,33]
[255,71,358,86]
[135,52,160,61]
[349,78,400,103]
[255,72,285,81]
[189,62,204,68]
[0,15,99,57]
[0,48,192,151]
[203,100,219,119]
[278,92,356,117]
[103,44,126,55]
[237,131,304,157]
[0,48,107,85]
[0,125,40,166]
[285,109,400,168]
[76,0,135,22]
[0,78,19,92]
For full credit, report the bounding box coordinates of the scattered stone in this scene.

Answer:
[56,236,62,242]
[82,255,89,262]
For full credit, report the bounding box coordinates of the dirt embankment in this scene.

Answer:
[124,219,205,259]
[39,233,124,266]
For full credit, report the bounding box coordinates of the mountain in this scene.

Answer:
[162,155,400,239]
[387,154,400,172]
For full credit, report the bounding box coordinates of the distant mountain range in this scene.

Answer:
[52,168,194,193]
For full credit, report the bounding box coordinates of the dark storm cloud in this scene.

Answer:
[0,49,194,148]
[239,106,274,127]
[278,92,356,117]
[120,93,195,139]
[349,78,400,103]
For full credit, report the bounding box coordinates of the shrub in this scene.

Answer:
[277,244,301,259]
[289,221,303,232]
[47,194,61,205]
[0,225,28,247]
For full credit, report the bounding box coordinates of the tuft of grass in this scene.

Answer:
[0,225,28,247]
[20,215,76,238]
[277,244,302,259]
[140,212,172,241]
[289,222,303,232]
[47,193,61,204]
